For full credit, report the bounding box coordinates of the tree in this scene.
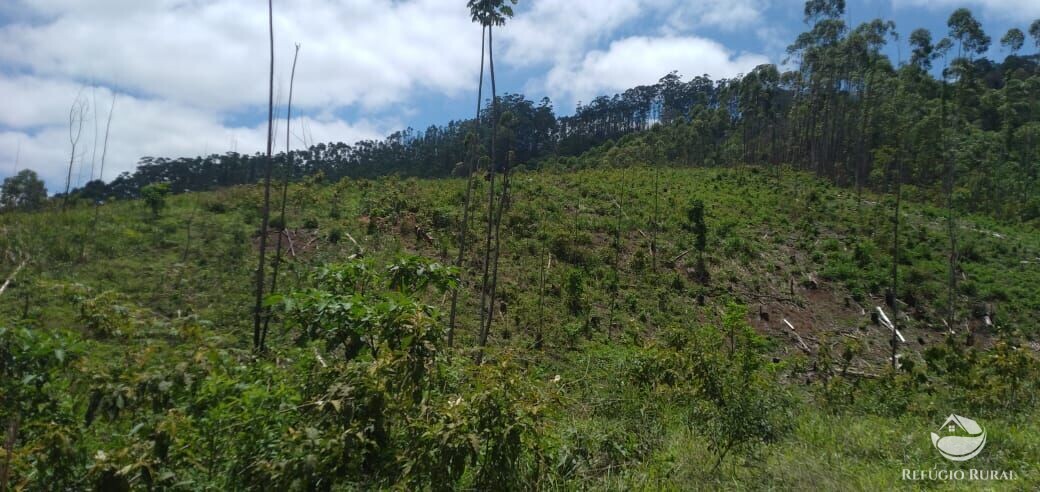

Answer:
[447,18,489,348]
[253,0,276,351]
[947,8,991,59]
[1001,28,1025,55]
[140,183,170,218]
[1,170,47,211]
[909,28,934,70]
[1030,19,1040,51]
[63,91,88,209]
[85,95,116,260]
[686,198,708,281]
[469,0,517,364]
[263,43,301,351]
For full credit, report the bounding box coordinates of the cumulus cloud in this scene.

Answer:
[502,0,645,65]
[0,0,466,190]
[0,0,480,112]
[663,0,769,33]
[543,36,769,103]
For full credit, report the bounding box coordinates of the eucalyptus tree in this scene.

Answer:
[468,0,517,364]
[1001,28,1025,55]
[934,37,959,332]
[947,8,990,89]
[252,0,276,351]
[1029,20,1040,51]
[909,28,934,70]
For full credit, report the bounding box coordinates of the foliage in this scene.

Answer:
[0,170,48,212]
[140,183,171,218]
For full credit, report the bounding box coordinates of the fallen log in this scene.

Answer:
[782,318,811,354]
[876,306,906,343]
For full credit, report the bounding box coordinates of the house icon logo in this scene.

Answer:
[930,414,987,462]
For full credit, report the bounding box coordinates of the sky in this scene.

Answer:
[0,0,1037,192]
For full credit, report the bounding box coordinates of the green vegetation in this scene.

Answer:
[2,162,1037,489]
[2,0,1038,489]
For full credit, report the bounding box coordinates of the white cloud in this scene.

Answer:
[543,36,769,103]
[0,75,390,192]
[0,0,481,112]
[502,0,646,66]
[894,0,1040,19]
[664,0,769,33]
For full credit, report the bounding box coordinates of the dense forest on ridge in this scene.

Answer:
[60,7,1040,223]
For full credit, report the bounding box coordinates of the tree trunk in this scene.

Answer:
[447,25,486,348]
[262,43,301,351]
[475,24,499,364]
[252,0,276,351]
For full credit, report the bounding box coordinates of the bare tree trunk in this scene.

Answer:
[63,91,87,210]
[83,96,117,260]
[262,43,301,351]
[942,70,958,333]
[480,150,512,358]
[0,416,18,492]
[447,25,486,348]
[475,23,498,364]
[253,0,276,351]
[891,157,902,370]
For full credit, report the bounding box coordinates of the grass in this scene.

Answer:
[1,164,1038,489]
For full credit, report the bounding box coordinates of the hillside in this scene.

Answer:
[2,162,1038,489]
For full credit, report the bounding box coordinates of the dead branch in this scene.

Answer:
[670,249,691,264]
[284,230,296,258]
[0,259,27,298]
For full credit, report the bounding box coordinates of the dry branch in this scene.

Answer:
[0,259,27,298]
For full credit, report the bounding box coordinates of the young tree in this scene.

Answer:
[263,42,301,351]
[0,170,47,211]
[447,21,488,348]
[686,198,708,282]
[84,95,116,260]
[141,183,170,218]
[63,91,88,209]
[470,0,517,364]
[253,0,276,351]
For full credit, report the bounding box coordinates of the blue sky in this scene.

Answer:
[0,0,1036,191]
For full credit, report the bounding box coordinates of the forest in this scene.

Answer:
[1,0,1039,490]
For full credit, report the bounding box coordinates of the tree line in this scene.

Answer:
[30,7,1039,222]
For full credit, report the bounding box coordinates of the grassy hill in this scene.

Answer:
[2,164,1038,489]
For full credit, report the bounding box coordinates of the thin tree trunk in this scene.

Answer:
[891,157,902,370]
[262,43,300,350]
[447,26,486,348]
[475,23,498,364]
[84,96,116,259]
[253,0,276,351]
[481,150,512,358]
[943,72,957,332]
[63,91,86,210]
